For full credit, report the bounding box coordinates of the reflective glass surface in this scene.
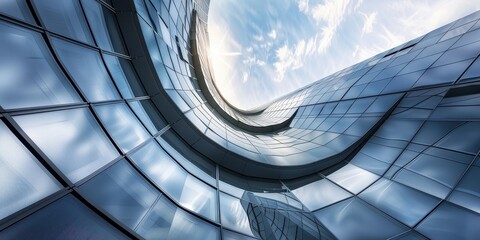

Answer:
[82,0,126,53]
[0,122,60,220]
[95,103,150,152]
[0,22,80,109]
[52,37,121,101]
[32,0,93,44]
[14,108,119,182]
[0,195,128,239]
[79,159,159,228]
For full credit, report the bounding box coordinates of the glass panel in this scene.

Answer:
[449,166,480,213]
[137,196,220,240]
[14,108,119,183]
[222,230,258,240]
[81,0,126,53]
[130,140,188,200]
[416,202,480,239]
[0,22,80,109]
[0,122,60,220]
[360,178,440,227]
[79,159,159,228]
[326,164,379,194]
[128,101,158,134]
[314,198,407,240]
[52,37,121,101]
[291,178,351,211]
[0,0,35,23]
[103,54,145,98]
[0,195,128,239]
[180,175,217,221]
[95,103,150,152]
[32,0,93,44]
[219,192,254,236]
[129,140,217,221]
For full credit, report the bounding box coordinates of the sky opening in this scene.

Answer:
[208,0,480,111]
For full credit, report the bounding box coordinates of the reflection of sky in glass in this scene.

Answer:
[208,0,480,110]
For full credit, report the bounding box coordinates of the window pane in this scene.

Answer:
[130,140,188,200]
[0,122,60,220]
[0,0,35,24]
[95,103,150,152]
[291,178,351,211]
[0,22,80,109]
[0,195,128,239]
[79,159,159,229]
[32,0,93,44]
[314,198,407,239]
[130,140,218,221]
[220,192,254,236]
[14,108,119,183]
[81,0,126,53]
[137,196,221,240]
[103,54,145,98]
[52,37,121,101]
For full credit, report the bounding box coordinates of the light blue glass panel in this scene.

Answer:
[52,37,120,101]
[95,103,150,152]
[128,101,158,135]
[448,166,480,213]
[360,178,440,227]
[79,159,159,228]
[137,196,220,240]
[32,0,93,44]
[220,192,254,236]
[81,0,126,53]
[291,178,351,211]
[14,108,119,183]
[0,22,80,109]
[327,164,379,194]
[314,198,407,239]
[0,0,35,23]
[0,122,60,220]
[180,175,218,221]
[416,203,480,239]
[0,195,128,239]
[104,54,146,98]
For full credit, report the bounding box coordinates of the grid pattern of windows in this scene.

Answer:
[0,0,479,239]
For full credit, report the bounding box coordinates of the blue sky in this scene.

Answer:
[207,0,480,110]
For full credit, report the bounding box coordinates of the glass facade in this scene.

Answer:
[0,1,479,239]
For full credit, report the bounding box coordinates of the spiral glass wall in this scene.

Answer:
[0,0,479,239]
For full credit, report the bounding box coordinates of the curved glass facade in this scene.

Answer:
[0,0,479,239]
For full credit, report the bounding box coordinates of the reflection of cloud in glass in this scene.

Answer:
[208,0,480,110]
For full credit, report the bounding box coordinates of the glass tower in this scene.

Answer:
[0,0,479,239]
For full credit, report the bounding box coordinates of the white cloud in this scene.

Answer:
[268,29,277,39]
[361,12,376,36]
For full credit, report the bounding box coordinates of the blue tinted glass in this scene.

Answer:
[314,198,407,239]
[0,22,80,109]
[0,195,128,239]
[81,0,126,53]
[14,108,119,183]
[291,178,351,211]
[220,192,254,236]
[0,0,35,23]
[52,38,121,101]
[79,159,159,228]
[360,178,440,227]
[95,103,150,152]
[33,0,93,44]
[417,203,480,239]
[137,196,220,240]
[0,122,60,220]
[130,140,188,200]
[103,54,146,98]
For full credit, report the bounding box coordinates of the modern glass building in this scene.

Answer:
[0,0,479,239]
